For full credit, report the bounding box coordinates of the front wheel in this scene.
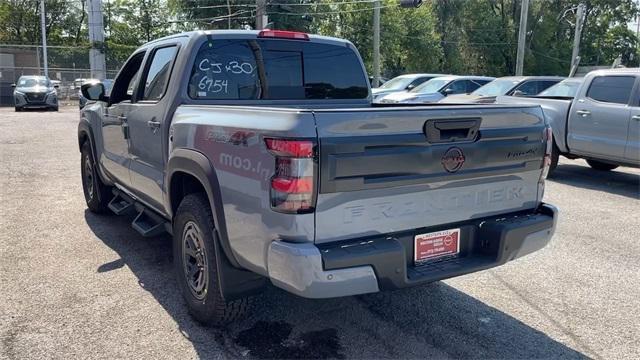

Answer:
[81,142,112,213]
[173,193,248,326]
[586,159,618,171]
[14,106,22,112]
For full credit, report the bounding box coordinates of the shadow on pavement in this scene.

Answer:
[85,210,587,359]
[550,163,639,199]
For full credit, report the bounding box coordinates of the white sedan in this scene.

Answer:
[378,75,495,104]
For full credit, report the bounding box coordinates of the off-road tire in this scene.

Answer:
[173,193,248,326]
[586,159,618,171]
[80,142,112,213]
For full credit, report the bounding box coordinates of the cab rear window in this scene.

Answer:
[188,39,368,100]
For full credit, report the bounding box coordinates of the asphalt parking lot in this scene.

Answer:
[1,106,639,359]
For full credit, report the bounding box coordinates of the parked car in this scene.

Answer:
[12,75,59,111]
[497,68,640,174]
[378,75,495,104]
[78,30,557,325]
[535,77,584,98]
[368,75,389,88]
[79,79,114,109]
[69,78,89,100]
[439,76,564,104]
[372,73,446,102]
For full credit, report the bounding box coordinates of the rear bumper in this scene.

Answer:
[267,203,558,298]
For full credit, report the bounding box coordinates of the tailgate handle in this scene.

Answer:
[424,118,481,143]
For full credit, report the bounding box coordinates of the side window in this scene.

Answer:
[514,81,539,96]
[142,46,177,100]
[586,76,635,104]
[408,77,430,89]
[446,80,468,94]
[467,80,484,93]
[110,52,146,105]
[539,80,559,93]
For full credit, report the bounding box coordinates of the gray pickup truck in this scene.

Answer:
[78,30,558,325]
[497,69,640,174]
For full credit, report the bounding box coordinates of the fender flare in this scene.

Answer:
[78,119,110,184]
[166,148,266,300]
[78,119,96,159]
[166,148,238,267]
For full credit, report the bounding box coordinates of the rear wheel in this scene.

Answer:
[81,142,112,213]
[173,193,248,326]
[586,159,618,171]
[14,106,22,112]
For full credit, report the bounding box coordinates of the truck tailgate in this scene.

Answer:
[314,105,547,243]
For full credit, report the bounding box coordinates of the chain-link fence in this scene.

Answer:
[0,44,127,106]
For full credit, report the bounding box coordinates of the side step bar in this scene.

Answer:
[108,188,170,237]
[107,190,135,215]
[132,203,168,237]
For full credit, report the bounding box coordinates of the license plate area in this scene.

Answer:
[414,228,461,265]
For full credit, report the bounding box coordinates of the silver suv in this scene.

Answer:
[12,75,59,112]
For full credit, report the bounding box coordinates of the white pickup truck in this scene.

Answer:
[497,68,640,174]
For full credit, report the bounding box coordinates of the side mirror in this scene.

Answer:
[442,88,455,96]
[81,82,106,101]
[406,84,416,90]
[11,84,16,88]
[512,90,525,97]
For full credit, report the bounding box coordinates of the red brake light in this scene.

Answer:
[265,138,316,213]
[271,177,314,193]
[258,30,310,41]
[265,138,314,157]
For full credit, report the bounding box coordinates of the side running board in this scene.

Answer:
[108,190,135,215]
[108,188,170,237]
[131,203,168,237]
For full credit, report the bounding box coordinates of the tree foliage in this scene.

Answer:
[0,0,638,77]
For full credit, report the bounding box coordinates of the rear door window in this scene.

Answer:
[189,39,368,100]
[586,76,635,104]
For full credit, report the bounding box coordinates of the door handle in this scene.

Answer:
[147,119,161,134]
[632,115,640,121]
[576,110,591,117]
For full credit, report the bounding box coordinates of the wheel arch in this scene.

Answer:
[167,148,266,300]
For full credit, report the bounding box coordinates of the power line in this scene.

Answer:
[268,3,398,16]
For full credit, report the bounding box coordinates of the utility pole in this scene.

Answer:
[515,0,529,76]
[87,0,106,79]
[227,0,232,29]
[372,0,381,88]
[570,3,586,74]
[39,0,48,76]
[256,0,268,29]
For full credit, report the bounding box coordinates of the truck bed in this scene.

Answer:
[172,103,548,263]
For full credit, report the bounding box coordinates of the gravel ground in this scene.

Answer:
[1,106,639,360]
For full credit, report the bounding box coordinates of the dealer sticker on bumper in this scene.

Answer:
[414,228,460,264]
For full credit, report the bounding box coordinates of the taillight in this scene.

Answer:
[265,138,316,213]
[258,30,310,41]
[541,127,553,179]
